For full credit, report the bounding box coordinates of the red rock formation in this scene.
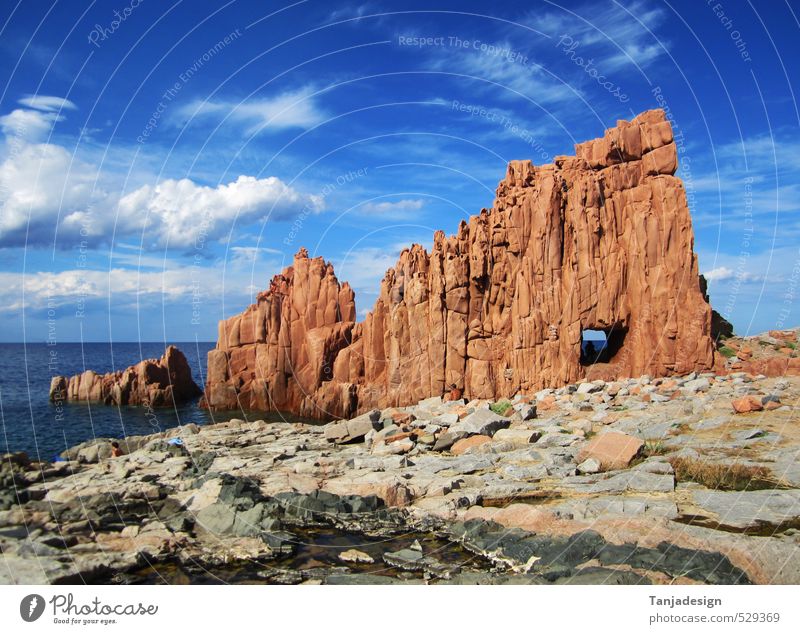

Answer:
[49,346,202,407]
[203,109,717,419]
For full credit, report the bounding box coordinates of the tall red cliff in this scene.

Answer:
[203,110,715,419]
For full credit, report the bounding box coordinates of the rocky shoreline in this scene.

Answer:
[2,332,799,585]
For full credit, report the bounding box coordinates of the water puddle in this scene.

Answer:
[109,528,491,584]
[479,491,562,508]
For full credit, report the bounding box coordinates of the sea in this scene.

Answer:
[1,339,615,462]
[0,342,222,461]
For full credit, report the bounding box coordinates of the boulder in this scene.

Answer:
[492,428,541,446]
[576,458,601,475]
[577,431,644,471]
[512,403,537,420]
[449,409,511,437]
[324,410,382,443]
[683,377,710,393]
[731,396,764,414]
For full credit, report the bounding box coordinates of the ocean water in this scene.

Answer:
[0,342,219,460]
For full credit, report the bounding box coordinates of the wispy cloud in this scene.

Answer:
[691,133,800,236]
[360,198,425,217]
[18,95,77,112]
[527,0,668,70]
[174,86,327,135]
[429,42,578,104]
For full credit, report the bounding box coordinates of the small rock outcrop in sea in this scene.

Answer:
[49,345,202,407]
[204,109,719,419]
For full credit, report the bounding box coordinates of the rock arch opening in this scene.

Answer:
[580,326,627,366]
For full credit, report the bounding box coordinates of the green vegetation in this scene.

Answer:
[642,439,666,457]
[718,346,736,358]
[489,400,513,415]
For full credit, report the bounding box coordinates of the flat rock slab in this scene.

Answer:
[451,435,492,455]
[577,431,644,471]
[690,489,800,529]
[565,470,675,494]
[552,496,679,520]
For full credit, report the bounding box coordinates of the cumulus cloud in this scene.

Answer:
[117,176,324,248]
[0,115,324,248]
[0,108,63,142]
[0,142,101,245]
[174,86,327,135]
[0,95,76,143]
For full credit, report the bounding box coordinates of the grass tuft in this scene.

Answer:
[669,457,776,491]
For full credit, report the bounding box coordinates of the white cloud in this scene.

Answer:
[229,245,286,268]
[703,266,735,282]
[0,104,324,248]
[360,198,425,217]
[0,142,102,244]
[18,95,77,112]
[528,0,668,70]
[175,86,327,135]
[117,175,324,248]
[703,266,764,283]
[0,95,76,143]
[0,257,284,316]
[0,108,63,142]
[0,268,200,314]
[431,43,577,103]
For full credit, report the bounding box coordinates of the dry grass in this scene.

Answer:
[642,439,667,457]
[669,456,777,491]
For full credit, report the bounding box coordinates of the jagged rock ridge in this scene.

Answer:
[204,109,716,419]
[50,345,202,407]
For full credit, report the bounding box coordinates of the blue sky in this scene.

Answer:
[0,0,798,342]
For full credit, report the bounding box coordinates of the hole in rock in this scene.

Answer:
[580,326,627,365]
